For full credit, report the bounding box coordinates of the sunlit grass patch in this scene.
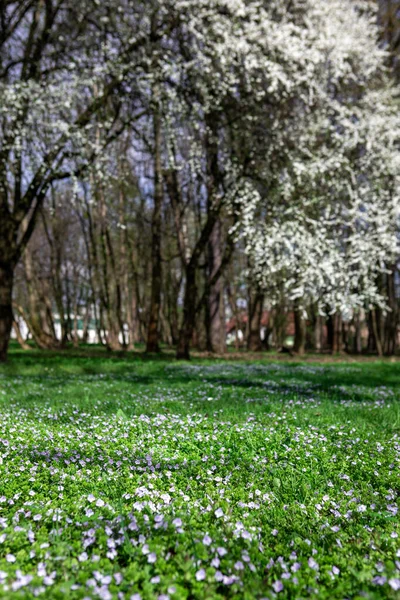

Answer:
[0,352,399,599]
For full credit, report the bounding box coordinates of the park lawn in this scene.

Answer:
[0,348,399,599]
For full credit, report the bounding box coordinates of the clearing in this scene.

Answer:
[0,350,399,599]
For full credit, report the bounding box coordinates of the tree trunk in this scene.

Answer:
[293,305,306,355]
[247,289,264,352]
[13,319,30,350]
[384,270,398,355]
[353,311,362,354]
[176,265,197,359]
[0,263,14,362]
[331,313,343,354]
[226,281,240,351]
[146,92,163,353]
[342,321,351,353]
[314,315,323,353]
[22,250,60,350]
[206,218,226,354]
[371,308,384,357]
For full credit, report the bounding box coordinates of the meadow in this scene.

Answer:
[0,348,399,599]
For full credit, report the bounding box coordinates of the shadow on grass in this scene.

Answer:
[1,343,400,407]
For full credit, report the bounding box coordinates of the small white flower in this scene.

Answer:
[389,579,400,591]
[6,554,16,563]
[196,568,206,581]
[215,508,224,518]
[96,499,105,507]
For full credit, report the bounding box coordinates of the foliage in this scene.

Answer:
[232,1,400,316]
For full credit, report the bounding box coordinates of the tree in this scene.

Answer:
[0,0,156,360]
[236,1,399,349]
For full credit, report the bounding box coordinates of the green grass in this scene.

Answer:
[0,347,399,599]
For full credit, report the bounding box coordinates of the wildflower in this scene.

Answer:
[389,579,400,591]
[172,518,182,527]
[372,576,387,585]
[196,568,206,581]
[272,581,283,593]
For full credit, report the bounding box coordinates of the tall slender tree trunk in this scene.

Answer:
[293,305,306,355]
[247,289,264,352]
[384,270,397,355]
[146,98,163,353]
[13,319,30,350]
[314,315,323,353]
[226,280,240,351]
[22,250,59,350]
[353,311,362,354]
[371,308,384,356]
[342,321,351,353]
[176,265,197,359]
[0,262,14,362]
[206,218,226,354]
[331,313,343,354]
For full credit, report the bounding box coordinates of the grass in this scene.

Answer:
[0,345,399,599]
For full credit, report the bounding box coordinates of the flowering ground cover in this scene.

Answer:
[0,349,399,599]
